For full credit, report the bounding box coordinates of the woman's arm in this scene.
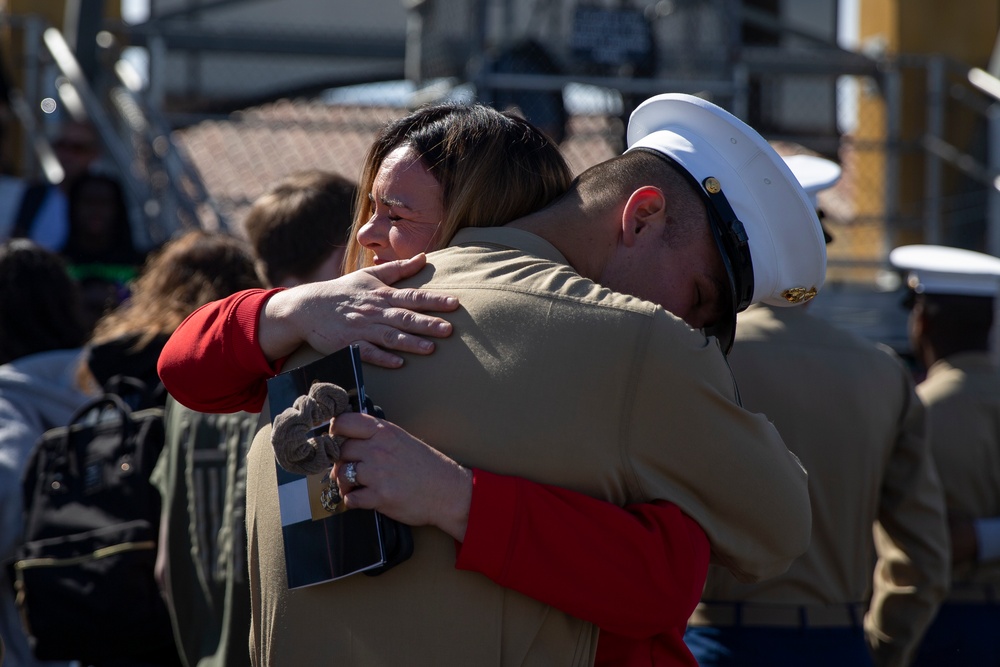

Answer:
[158,255,459,414]
[157,288,283,413]
[257,255,457,366]
[330,413,710,636]
[458,470,710,635]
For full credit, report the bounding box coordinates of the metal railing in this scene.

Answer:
[917,54,1000,256]
[5,14,226,248]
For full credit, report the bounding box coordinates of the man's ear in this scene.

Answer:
[620,186,666,247]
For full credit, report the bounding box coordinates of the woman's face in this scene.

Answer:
[356,145,444,264]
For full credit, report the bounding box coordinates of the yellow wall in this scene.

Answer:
[898,0,998,62]
[859,0,1000,250]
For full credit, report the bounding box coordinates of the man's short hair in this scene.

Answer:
[243,170,357,287]
[574,149,706,227]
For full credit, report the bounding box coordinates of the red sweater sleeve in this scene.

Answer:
[455,469,710,637]
[157,288,286,413]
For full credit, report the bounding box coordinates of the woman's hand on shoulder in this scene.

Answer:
[260,254,460,366]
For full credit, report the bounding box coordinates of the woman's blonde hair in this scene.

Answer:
[344,103,572,271]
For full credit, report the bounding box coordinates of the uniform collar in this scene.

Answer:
[448,226,570,266]
[926,351,997,379]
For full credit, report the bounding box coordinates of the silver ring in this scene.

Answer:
[344,461,358,485]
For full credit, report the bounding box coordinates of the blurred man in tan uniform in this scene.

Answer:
[891,244,1000,666]
[685,156,950,667]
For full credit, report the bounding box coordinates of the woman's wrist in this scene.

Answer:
[258,287,308,362]
[437,464,474,543]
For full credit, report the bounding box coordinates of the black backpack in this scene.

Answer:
[12,377,181,665]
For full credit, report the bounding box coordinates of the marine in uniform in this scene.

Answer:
[684,156,950,667]
[891,244,1000,665]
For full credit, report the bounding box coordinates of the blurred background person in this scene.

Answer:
[891,244,1000,666]
[62,171,147,333]
[684,154,949,667]
[60,228,264,667]
[0,239,90,667]
[2,119,102,252]
[242,169,357,286]
[80,228,262,408]
[152,169,356,667]
[0,104,25,239]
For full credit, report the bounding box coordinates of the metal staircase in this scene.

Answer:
[4,13,226,249]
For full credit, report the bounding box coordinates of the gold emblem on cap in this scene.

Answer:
[704,177,721,194]
[781,286,818,303]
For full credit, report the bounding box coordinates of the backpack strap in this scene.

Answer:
[10,183,50,239]
[104,374,167,411]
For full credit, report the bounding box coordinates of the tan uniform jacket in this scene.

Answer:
[701,305,949,667]
[918,352,1000,586]
[245,228,812,666]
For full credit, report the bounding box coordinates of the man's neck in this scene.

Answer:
[504,201,614,281]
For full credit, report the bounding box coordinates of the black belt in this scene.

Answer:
[688,602,865,628]
[947,583,1000,604]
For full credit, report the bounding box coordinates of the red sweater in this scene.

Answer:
[158,290,710,666]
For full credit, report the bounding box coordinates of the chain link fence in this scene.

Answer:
[7,1,1000,351]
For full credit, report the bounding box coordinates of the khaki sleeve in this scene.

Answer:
[626,313,812,583]
[866,357,950,667]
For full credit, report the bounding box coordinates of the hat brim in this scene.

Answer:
[890,245,1000,297]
